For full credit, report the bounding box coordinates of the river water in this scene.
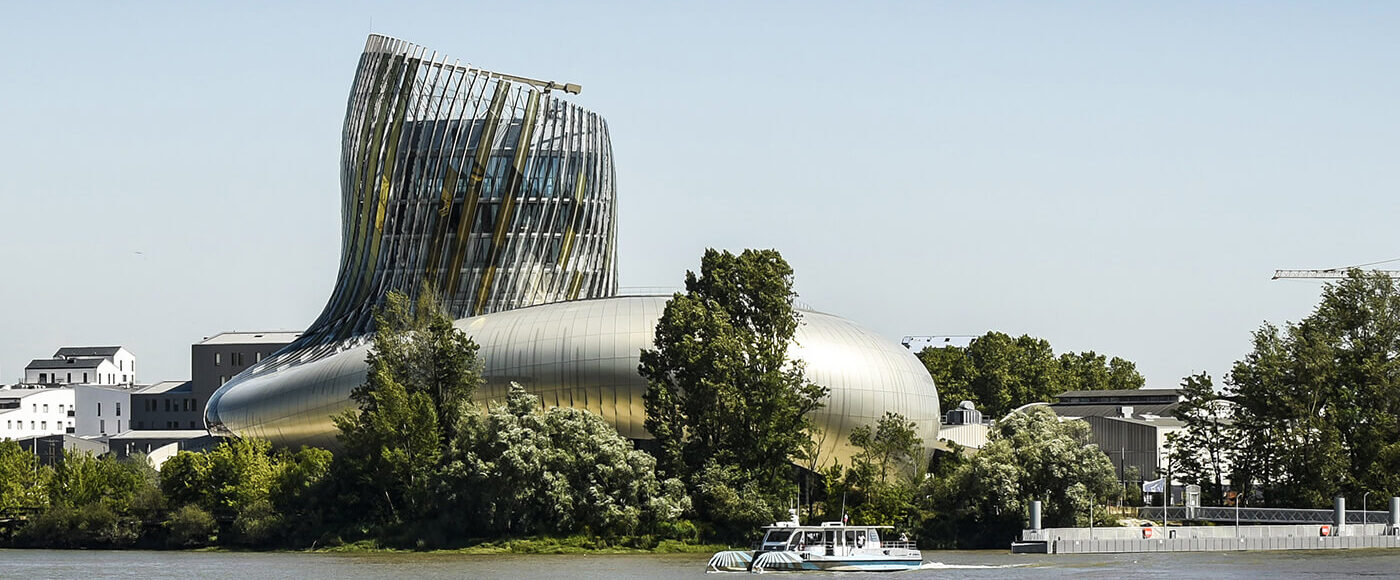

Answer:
[4,547,1399,578]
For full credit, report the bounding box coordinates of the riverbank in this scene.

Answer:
[312,537,731,555]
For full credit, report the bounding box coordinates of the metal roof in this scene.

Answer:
[26,358,106,370]
[132,380,192,394]
[1085,414,1187,429]
[107,429,209,440]
[1047,402,1181,419]
[1056,388,1183,400]
[53,346,123,358]
[198,331,302,345]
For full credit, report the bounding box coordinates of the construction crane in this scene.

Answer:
[1273,258,1400,280]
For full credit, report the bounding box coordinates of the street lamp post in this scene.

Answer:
[1364,491,1372,531]
[1234,491,1240,538]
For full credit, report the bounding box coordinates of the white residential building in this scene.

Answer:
[73,385,133,437]
[0,386,76,439]
[24,346,137,386]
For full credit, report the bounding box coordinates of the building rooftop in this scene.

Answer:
[1086,414,1187,429]
[0,386,73,401]
[107,429,209,440]
[132,381,192,394]
[1056,388,1182,400]
[1048,402,1181,419]
[900,335,977,351]
[26,358,106,370]
[53,346,124,358]
[198,331,302,346]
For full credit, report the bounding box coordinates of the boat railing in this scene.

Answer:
[880,540,918,550]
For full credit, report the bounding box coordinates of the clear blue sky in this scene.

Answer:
[3,1,1397,387]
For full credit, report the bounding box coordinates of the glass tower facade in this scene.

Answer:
[301,34,617,351]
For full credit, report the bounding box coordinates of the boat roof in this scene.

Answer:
[762,523,894,530]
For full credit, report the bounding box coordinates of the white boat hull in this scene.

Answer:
[709,549,923,572]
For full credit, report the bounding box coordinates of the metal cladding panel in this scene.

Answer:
[294,34,617,351]
[207,296,940,466]
[207,35,617,432]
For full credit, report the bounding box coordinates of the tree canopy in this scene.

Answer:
[330,286,688,545]
[921,406,1118,548]
[331,287,483,535]
[1221,270,1400,507]
[823,412,924,528]
[639,248,828,539]
[450,384,691,539]
[916,331,1145,418]
[0,440,48,513]
[1166,372,1232,505]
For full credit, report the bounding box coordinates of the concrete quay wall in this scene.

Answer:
[1047,533,1400,554]
[1022,524,1400,554]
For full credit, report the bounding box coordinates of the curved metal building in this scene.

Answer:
[206,35,940,465]
[209,296,940,464]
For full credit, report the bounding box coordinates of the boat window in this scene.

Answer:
[764,530,792,544]
[868,529,881,545]
[844,530,858,545]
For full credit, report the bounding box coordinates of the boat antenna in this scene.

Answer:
[840,492,847,525]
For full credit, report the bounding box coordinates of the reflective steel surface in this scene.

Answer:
[209,296,939,465]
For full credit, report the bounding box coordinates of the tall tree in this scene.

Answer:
[0,440,48,513]
[639,248,828,537]
[824,412,924,527]
[1059,351,1145,392]
[1166,372,1232,504]
[332,286,483,531]
[917,331,1145,418]
[1225,270,1400,506]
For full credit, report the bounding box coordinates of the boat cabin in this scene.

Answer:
[758,522,898,557]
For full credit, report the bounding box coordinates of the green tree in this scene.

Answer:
[333,362,443,528]
[164,504,217,547]
[1166,372,1232,504]
[359,286,482,446]
[922,406,1117,548]
[916,346,975,413]
[0,440,48,513]
[159,440,332,547]
[159,450,211,509]
[1059,351,1145,392]
[331,286,483,537]
[639,248,828,538]
[1122,465,1144,507]
[269,446,333,529]
[48,451,144,511]
[159,439,285,546]
[850,412,924,486]
[161,439,277,519]
[19,451,149,548]
[1225,270,1400,506]
[824,412,924,528]
[916,331,1144,418]
[452,384,691,539]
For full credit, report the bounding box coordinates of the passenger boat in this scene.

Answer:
[707,513,923,572]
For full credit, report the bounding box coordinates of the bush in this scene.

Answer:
[165,504,217,548]
[232,499,283,547]
[17,503,140,548]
